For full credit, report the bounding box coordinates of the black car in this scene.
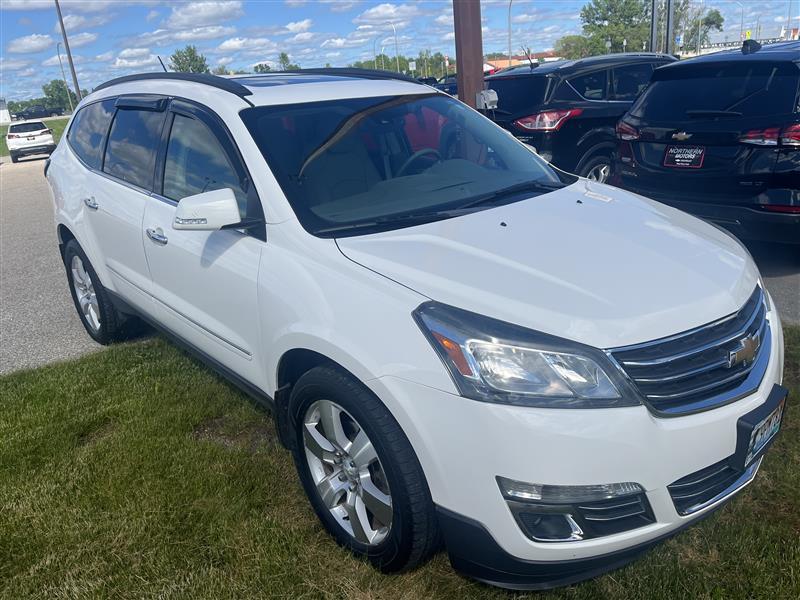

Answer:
[17,105,61,120]
[482,53,675,181]
[613,41,800,244]
[435,74,458,96]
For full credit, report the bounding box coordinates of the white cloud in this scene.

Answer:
[285,19,313,33]
[113,53,159,69]
[42,53,78,67]
[146,10,159,22]
[119,47,151,59]
[8,33,55,54]
[165,1,243,29]
[353,3,421,28]
[217,37,279,56]
[321,0,360,12]
[0,57,33,71]
[290,32,315,43]
[2,0,114,11]
[95,51,114,62]
[285,0,307,6]
[216,56,234,66]
[136,25,236,46]
[53,13,112,33]
[69,32,98,48]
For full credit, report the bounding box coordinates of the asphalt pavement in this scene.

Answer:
[0,155,798,375]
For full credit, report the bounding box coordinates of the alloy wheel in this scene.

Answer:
[71,255,101,332]
[302,399,393,545]
[586,163,611,182]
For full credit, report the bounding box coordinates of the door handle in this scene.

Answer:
[83,196,99,210]
[146,227,168,245]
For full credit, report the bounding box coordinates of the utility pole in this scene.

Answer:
[56,42,74,113]
[54,0,81,102]
[391,23,400,72]
[787,0,794,40]
[696,1,704,55]
[372,37,379,69]
[650,0,659,52]
[507,0,514,68]
[735,1,744,41]
[452,0,483,109]
[665,0,675,55]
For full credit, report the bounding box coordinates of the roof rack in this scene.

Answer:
[93,72,252,97]
[277,67,419,84]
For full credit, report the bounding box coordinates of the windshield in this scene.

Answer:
[9,122,47,133]
[241,93,568,237]
[630,62,800,120]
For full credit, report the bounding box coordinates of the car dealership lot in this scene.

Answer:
[0,156,798,375]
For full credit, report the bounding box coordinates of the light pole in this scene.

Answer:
[390,23,400,72]
[372,37,379,69]
[56,42,74,113]
[787,0,794,40]
[54,0,81,102]
[696,0,704,55]
[507,0,514,68]
[735,1,744,41]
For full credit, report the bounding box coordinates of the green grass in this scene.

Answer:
[1,117,69,157]
[1,328,798,599]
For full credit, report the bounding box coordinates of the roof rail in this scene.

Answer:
[93,72,253,97]
[278,67,419,84]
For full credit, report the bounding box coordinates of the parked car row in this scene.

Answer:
[47,67,787,591]
[11,105,63,120]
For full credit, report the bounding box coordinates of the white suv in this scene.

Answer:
[6,120,56,163]
[46,71,787,590]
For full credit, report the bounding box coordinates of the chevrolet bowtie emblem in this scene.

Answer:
[672,131,692,141]
[727,332,761,369]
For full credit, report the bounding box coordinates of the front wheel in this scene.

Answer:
[290,365,439,572]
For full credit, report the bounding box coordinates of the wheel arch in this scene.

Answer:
[56,223,76,258]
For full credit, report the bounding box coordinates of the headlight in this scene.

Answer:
[413,302,639,408]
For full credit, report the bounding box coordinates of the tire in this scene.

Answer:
[578,152,613,183]
[10,153,18,163]
[63,239,131,345]
[289,365,439,572]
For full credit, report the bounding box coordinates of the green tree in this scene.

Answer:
[682,7,724,50]
[580,0,651,54]
[277,52,299,71]
[554,35,596,59]
[169,45,209,73]
[42,79,78,111]
[253,63,271,73]
[212,65,229,75]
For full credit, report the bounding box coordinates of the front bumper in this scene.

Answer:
[368,309,785,588]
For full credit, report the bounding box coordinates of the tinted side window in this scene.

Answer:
[163,113,248,217]
[611,63,654,101]
[66,99,115,169]
[103,108,165,190]
[569,70,608,100]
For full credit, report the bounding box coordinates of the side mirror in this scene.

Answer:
[173,188,241,231]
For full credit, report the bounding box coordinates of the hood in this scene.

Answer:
[336,181,760,349]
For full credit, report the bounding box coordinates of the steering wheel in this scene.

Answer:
[396,148,442,177]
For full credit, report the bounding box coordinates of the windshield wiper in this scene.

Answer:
[315,209,469,235]
[685,109,743,118]
[457,179,564,210]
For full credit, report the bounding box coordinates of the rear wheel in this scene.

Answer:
[63,239,136,344]
[290,365,439,572]
[579,153,613,183]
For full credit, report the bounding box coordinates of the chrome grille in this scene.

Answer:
[611,287,769,415]
[668,456,761,515]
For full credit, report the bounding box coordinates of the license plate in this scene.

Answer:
[745,399,784,467]
[664,145,705,168]
[27,136,36,141]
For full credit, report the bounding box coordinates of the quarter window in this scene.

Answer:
[66,99,115,170]
[569,70,608,100]
[611,63,654,101]
[162,113,248,217]
[103,107,165,190]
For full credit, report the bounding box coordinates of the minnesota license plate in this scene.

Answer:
[745,399,785,467]
[664,145,705,168]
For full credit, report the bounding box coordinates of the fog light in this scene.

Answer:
[496,476,644,503]
[517,512,584,541]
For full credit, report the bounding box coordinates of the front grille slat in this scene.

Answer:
[611,287,769,415]
[668,456,759,515]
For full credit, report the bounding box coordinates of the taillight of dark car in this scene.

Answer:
[513,109,583,132]
[615,120,640,141]
[740,124,800,147]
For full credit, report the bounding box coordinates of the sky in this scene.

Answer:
[0,0,797,101]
